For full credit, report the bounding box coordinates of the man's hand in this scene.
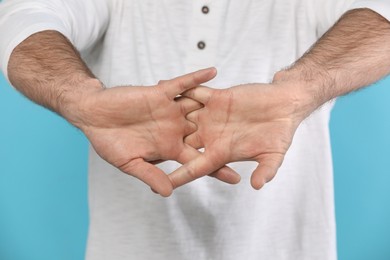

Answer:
[7,32,239,196]
[66,68,240,196]
[169,9,390,191]
[168,83,313,190]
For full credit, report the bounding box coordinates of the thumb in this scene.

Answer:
[169,152,225,189]
[120,158,173,197]
[250,154,284,190]
[176,145,241,185]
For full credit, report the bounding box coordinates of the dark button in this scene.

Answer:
[201,6,209,14]
[197,41,206,50]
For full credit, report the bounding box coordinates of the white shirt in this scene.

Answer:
[1,1,389,259]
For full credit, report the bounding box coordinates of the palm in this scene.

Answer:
[170,83,306,189]
[74,68,239,196]
[83,86,193,165]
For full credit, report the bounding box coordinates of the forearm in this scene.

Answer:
[274,8,390,112]
[7,30,103,124]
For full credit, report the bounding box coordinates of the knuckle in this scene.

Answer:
[179,79,189,92]
[185,165,202,180]
[179,102,187,115]
[168,175,179,189]
[117,160,138,175]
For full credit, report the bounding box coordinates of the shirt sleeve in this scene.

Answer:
[0,0,110,80]
[350,0,390,21]
[316,0,390,38]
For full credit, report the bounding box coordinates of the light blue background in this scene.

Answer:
[0,71,389,260]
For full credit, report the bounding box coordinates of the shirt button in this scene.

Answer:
[201,6,209,14]
[197,41,206,50]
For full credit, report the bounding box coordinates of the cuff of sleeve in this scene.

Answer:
[350,1,390,21]
[0,15,69,83]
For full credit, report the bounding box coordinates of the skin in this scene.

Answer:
[6,8,390,196]
[67,69,242,197]
[7,32,240,197]
[168,9,390,190]
[167,83,309,190]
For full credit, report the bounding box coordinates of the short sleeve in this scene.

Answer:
[316,0,390,37]
[350,0,390,21]
[0,0,110,80]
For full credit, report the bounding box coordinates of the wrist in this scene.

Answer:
[57,76,104,128]
[272,63,333,118]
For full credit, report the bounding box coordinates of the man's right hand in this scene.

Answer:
[64,68,240,197]
[7,32,240,196]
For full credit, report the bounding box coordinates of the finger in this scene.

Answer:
[147,159,165,165]
[175,96,204,115]
[121,158,173,197]
[174,146,240,187]
[250,154,284,190]
[184,133,203,149]
[161,67,217,99]
[184,121,198,136]
[208,166,241,185]
[182,86,214,105]
[158,79,168,85]
[186,110,200,124]
[169,151,225,189]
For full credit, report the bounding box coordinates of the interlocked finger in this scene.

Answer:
[176,96,204,115]
[184,133,203,149]
[120,158,173,197]
[172,146,240,188]
[160,67,217,100]
[182,86,214,105]
[183,121,198,136]
[185,110,200,124]
[169,151,226,189]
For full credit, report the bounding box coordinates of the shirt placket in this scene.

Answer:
[184,0,222,73]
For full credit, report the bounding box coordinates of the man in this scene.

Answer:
[1,0,389,259]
